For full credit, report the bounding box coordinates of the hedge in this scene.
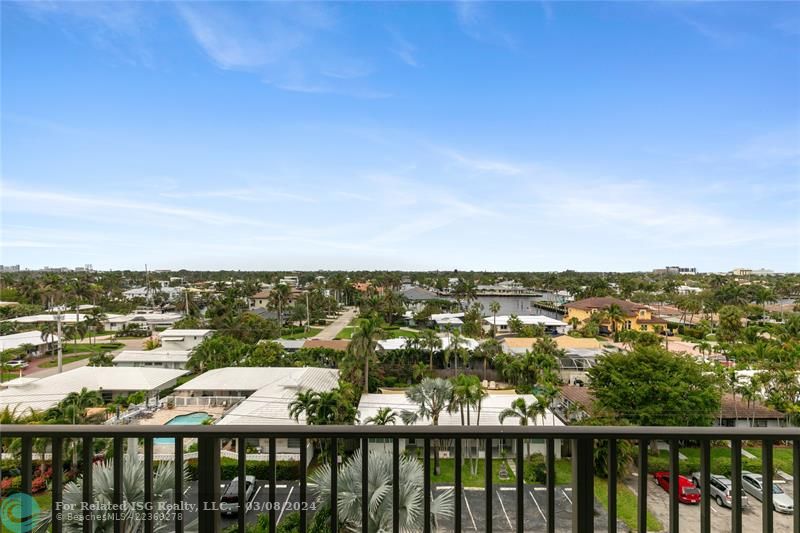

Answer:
[646,454,771,477]
[185,458,300,481]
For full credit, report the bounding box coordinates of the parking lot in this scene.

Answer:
[183,481,608,531]
[630,474,795,533]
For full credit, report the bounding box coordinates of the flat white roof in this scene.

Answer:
[0,330,59,350]
[439,335,480,351]
[176,367,289,392]
[430,312,464,322]
[107,312,183,324]
[112,349,191,364]
[0,366,186,413]
[358,392,563,427]
[160,329,213,338]
[484,315,567,327]
[216,367,340,426]
[5,313,91,324]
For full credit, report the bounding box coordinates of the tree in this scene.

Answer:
[269,284,292,326]
[499,396,546,456]
[401,378,453,475]
[364,407,397,425]
[37,445,194,532]
[605,304,625,336]
[418,329,442,371]
[347,318,384,392]
[588,346,721,429]
[310,449,453,533]
[473,338,502,380]
[717,305,744,344]
[187,335,249,372]
[489,301,501,337]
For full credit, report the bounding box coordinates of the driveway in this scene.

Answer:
[312,307,358,340]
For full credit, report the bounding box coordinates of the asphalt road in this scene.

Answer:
[181,481,607,532]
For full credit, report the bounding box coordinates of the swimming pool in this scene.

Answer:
[154,412,211,445]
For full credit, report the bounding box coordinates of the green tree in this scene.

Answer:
[401,378,453,475]
[418,329,442,371]
[364,406,397,425]
[310,449,453,533]
[588,346,721,428]
[347,317,384,392]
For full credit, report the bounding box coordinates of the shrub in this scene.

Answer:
[523,453,547,484]
[185,459,300,481]
[31,476,47,494]
[277,511,301,533]
[0,476,21,494]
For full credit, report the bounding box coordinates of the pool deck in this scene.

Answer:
[135,405,228,427]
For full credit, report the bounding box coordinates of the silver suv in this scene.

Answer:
[690,472,749,509]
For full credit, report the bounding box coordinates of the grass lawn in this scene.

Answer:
[655,445,796,476]
[335,327,354,339]
[280,327,323,340]
[40,353,94,368]
[34,490,52,514]
[594,480,662,532]
[336,326,419,340]
[1,372,21,381]
[430,458,517,487]
[62,342,123,355]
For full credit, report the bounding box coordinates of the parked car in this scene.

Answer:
[690,472,749,508]
[5,360,28,369]
[220,475,257,515]
[653,471,701,504]
[741,471,794,514]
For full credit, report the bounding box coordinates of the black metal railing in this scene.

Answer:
[2,425,799,532]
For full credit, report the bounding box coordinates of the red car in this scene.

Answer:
[653,471,701,504]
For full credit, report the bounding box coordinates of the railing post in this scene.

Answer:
[607,439,617,533]
[197,435,220,533]
[762,439,773,533]
[731,439,742,533]
[571,438,594,533]
[21,436,32,528]
[82,437,93,533]
[638,438,648,533]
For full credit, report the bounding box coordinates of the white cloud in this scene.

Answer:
[438,147,524,175]
[389,31,419,67]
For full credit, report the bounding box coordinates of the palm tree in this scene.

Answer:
[499,396,546,457]
[46,388,103,469]
[365,406,397,425]
[489,301,501,337]
[310,448,453,533]
[288,390,318,423]
[348,317,384,392]
[418,329,442,371]
[444,329,467,375]
[605,304,625,336]
[38,445,193,532]
[473,338,501,380]
[269,283,292,327]
[402,378,453,475]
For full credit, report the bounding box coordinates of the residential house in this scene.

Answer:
[0,366,186,412]
[0,330,61,357]
[564,297,667,333]
[112,350,191,370]
[358,391,564,458]
[159,329,213,350]
[556,386,786,428]
[177,367,340,460]
[249,290,271,310]
[483,315,568,335]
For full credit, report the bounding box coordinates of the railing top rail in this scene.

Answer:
[1,424,799,439]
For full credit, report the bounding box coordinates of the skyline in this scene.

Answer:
[2,2,799,272]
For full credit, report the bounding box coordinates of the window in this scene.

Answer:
[287,438,302,449]
[754,419,768,427]
[625,320,632,330]
[640,325,648,331]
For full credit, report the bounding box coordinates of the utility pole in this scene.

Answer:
[56,307,63,374]
[305,292,310,332]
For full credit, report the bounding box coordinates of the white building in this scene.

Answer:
[483,315,568,335]
[0,366,186,413]
[676,285,703,295]
[112,350,191,370]
[5,313,93,324]
[159,329,213,350]
[0,330,60,357]
[105,312,184,332]
[177,367,340,459]
[358,391,563,458]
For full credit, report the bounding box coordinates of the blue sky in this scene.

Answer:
[2,1,799,272]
